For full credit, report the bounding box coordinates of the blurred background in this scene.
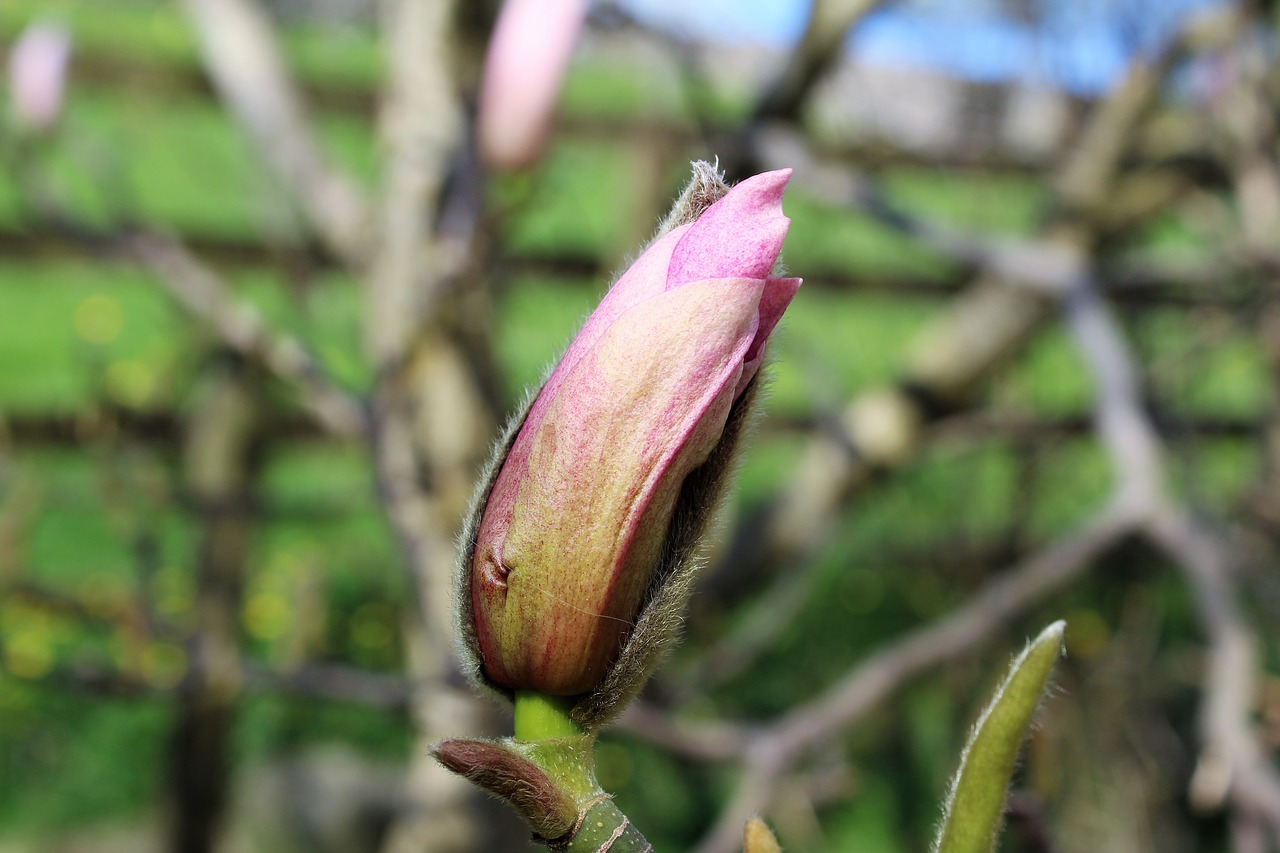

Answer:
[2,0,1279,851]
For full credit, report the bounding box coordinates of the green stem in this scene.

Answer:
[564,796,653,852]
[514,690,584,741]
[441,693,652,849]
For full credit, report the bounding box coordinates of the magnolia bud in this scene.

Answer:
[476,0,587,171]
[8,22,71,133]
[458,163,801,728]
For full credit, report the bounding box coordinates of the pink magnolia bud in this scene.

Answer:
[464,167,801,708]
[8,22,71,133]
[476,0,587,171]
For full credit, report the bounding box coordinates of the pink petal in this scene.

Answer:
[482,277,765,693]
[666,169,793,288]
[471,223,694,602]
[739,275,802,392]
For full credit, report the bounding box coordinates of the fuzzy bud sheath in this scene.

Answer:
[431,738,579,840]
[441,162,800,849]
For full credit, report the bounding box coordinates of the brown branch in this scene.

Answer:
[243,660,416,712]
[753,0,888,123]
[688,6,1245,698]
[363,3,520,852]
[179,0,371,264]
[614,702,752,763]
[688,504,1136,853]
[167,361,262,853]
[756,126,1089,294]
[1064,268,1280,839]
[1148,510,1280,836]
[13,223,1275,310]
[128,232,368,441]
[363,0,463,370]
[4,579,171,636]
[1,650,422,714]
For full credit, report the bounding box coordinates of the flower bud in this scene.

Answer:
[458,164,800,726]
[476,0,587,171]
[8,22,71,133]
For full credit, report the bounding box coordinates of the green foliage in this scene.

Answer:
[768,291,936,415]
[235,694,411,761]
[882,169,1047,236]
[781,191,959,280]
[493,276,599,396]
[0,263,184,412]
[606,736,713,851]
[0,681,170,832]
[1,0,381,86]
[500,139,641,260]
[823,776,902,853]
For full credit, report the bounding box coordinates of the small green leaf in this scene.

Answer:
[933,620,1066,853]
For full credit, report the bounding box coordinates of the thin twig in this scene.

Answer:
[689,504,1136,853]
[1064,264,1280,839]
[180,0,371,264]
[129,232,368,440]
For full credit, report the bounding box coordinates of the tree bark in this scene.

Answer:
[167,356,262,853]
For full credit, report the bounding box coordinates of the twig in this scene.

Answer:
[4,579,170,636]
[128,232,368,441]
[690,504,1137,853]
[1063,265,1280,839]
[364,3,518,852]
[179,0,370,264]
[1148,509,1280,837]
[243,660,416,712]
[753,0,889,124]
[364,0,463,369]
[755,126,1088,294]
[168,362,261,853]
[614,702,751,763]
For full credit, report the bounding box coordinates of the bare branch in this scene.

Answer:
[695,6,1216,689]
[1062,283,1163,508]
[690,505,1136,853]
[614,702,751,763]
[364,0,464,369]
[129,233,368,440]
[244,660,416,712]
[180,0,371,263]
[362,4,519,852]
[756,126,1088,294]
[1148,509,1280,835]
[754,0,889,123]
[1062,266,1280,838]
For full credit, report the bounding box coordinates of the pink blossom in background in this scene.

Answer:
[8,21,72,132]
[470,169,801,695]
[476,0,588,171]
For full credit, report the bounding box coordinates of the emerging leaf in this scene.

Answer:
[933,620,1066,853]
